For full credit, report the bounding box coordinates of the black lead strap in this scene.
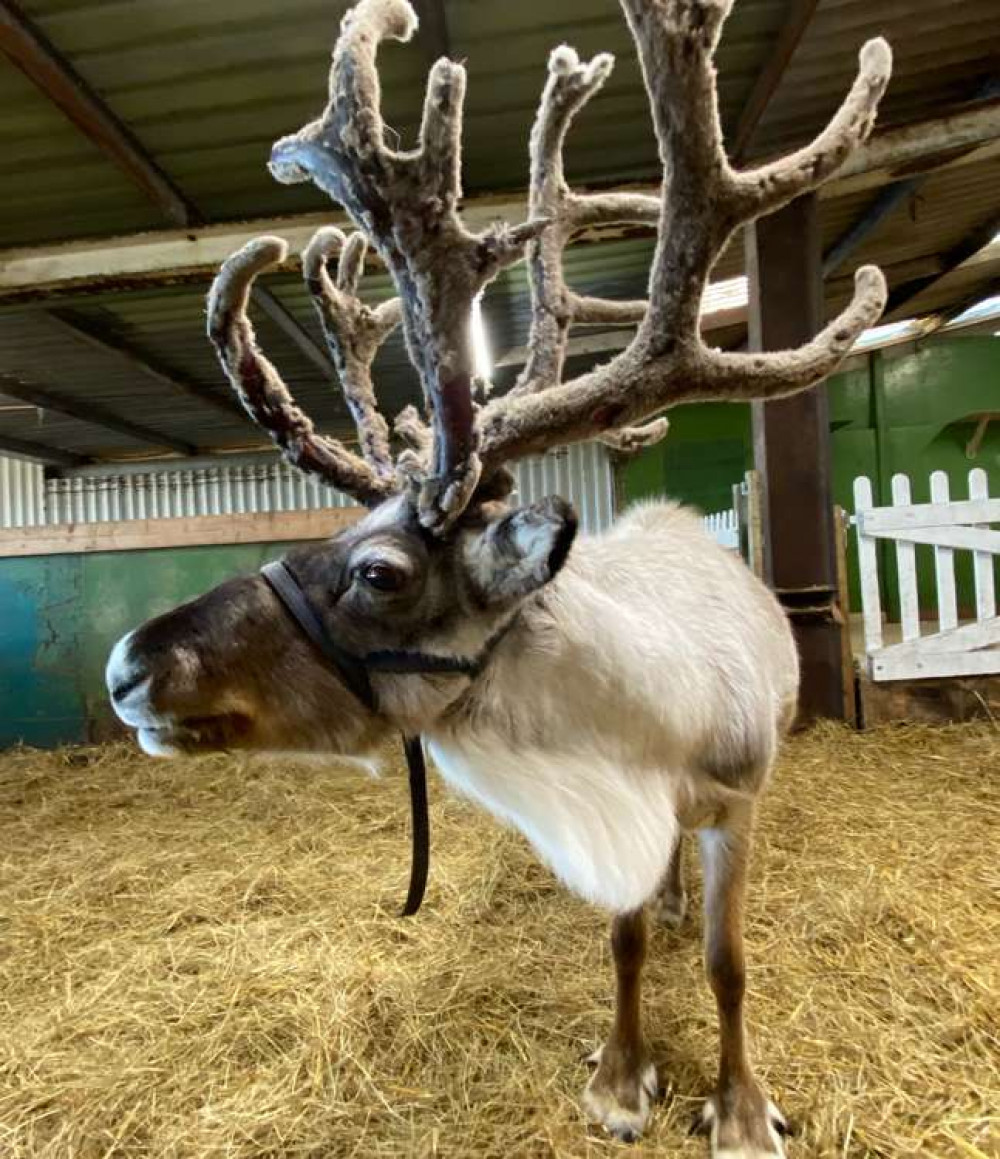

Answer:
[260,559,474,917]
[400,736,430,917]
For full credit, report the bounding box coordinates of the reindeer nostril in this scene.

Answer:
[111,672,147,703]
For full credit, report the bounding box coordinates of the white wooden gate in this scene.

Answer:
[853,468,999,681]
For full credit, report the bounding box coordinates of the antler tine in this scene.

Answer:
[268,0,549,531]
[600,417,670,455]
[698,267,888,397]
[207,237,394,507]
[393,404,433,457]
[619,0,891,347]
[476,0,891,474]
[512,45,659,399]
[726,38,893,221]
[301,226,402,481]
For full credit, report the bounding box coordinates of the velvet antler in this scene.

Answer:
[477,0,891,469]
[207,0,893,527]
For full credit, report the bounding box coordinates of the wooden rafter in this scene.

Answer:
[4,99,999,305]
[922,273,1000,336]
[728,0,820,162]
[0,0,197,227]
[823,81,1000,277]
[44,309,246,420]
[0,431,91,467]
[884,210,1000,318]
[822,178,920,276]
[0,0,333,388]
[250,287,336,377]
[0,371,197,455]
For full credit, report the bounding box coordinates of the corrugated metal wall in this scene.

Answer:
[0,455,46,528]
[1,444,615,534]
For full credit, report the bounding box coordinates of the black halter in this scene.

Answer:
[260,558,502,916]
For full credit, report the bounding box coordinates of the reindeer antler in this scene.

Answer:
[301,226,401,482]
[207,237,396,506]
[207,0,893,527]
[265,0,548,526]
[477,0,891,469]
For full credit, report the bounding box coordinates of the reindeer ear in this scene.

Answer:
[463,496,578,607]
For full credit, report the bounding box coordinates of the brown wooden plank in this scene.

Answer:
[748,194,846,723]
[0,507,363,558]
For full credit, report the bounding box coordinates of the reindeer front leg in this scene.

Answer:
[583,908,658,1142]
[698,802,788,1158]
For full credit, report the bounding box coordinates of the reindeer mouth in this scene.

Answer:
[137,713,252,757]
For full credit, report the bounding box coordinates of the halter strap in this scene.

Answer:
[259,558,506,916]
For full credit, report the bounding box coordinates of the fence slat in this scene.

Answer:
[929,471,958,632]
[853,475,883,652]
[969,467,996,623]
[891,474,920,642]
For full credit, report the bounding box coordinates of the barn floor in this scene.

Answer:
[0,725,997,1159]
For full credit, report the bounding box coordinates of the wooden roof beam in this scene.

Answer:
[0,371,198,455]
[0,431,91,467]
[920,273,1000,337]
[44,309,248,420]
[0,1,333,377]
[728,0,820,163]
[822,178,921,276]
[4,95,999,305]
[0,0,197,227]
[823,81,1000,276]
[884,210,1000,319]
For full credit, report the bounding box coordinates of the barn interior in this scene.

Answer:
[1,0,998,742]
[0,0,997,1155]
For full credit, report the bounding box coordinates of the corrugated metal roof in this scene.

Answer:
[1,0,998,464]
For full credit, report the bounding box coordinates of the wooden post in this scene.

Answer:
[747,194,847,723]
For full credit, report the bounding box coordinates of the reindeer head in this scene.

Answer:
[107,492,577,756]
[108,0,892,757]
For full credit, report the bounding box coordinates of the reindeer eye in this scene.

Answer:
[361,562,405,592]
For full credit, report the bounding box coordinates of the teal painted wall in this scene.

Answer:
[0,540,299,749]
[624,333,1000,614]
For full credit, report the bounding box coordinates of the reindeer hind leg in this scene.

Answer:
[697,800,787,1158]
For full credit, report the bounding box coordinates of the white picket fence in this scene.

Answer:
[853,468,999,681]
[703,507,740,551]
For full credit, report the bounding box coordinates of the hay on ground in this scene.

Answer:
[0,723,997,1158]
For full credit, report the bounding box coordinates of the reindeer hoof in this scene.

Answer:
[582,1043,658,1142]
[699,1091,788,1158]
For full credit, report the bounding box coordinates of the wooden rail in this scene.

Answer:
[0,507,363,558]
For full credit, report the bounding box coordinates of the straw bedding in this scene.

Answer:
[0,723,996,1158]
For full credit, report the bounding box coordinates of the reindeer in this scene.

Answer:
[105,1,892,1152]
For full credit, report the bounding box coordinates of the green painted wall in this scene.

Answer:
[0,540,298,749]
[624,333,1000,614]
